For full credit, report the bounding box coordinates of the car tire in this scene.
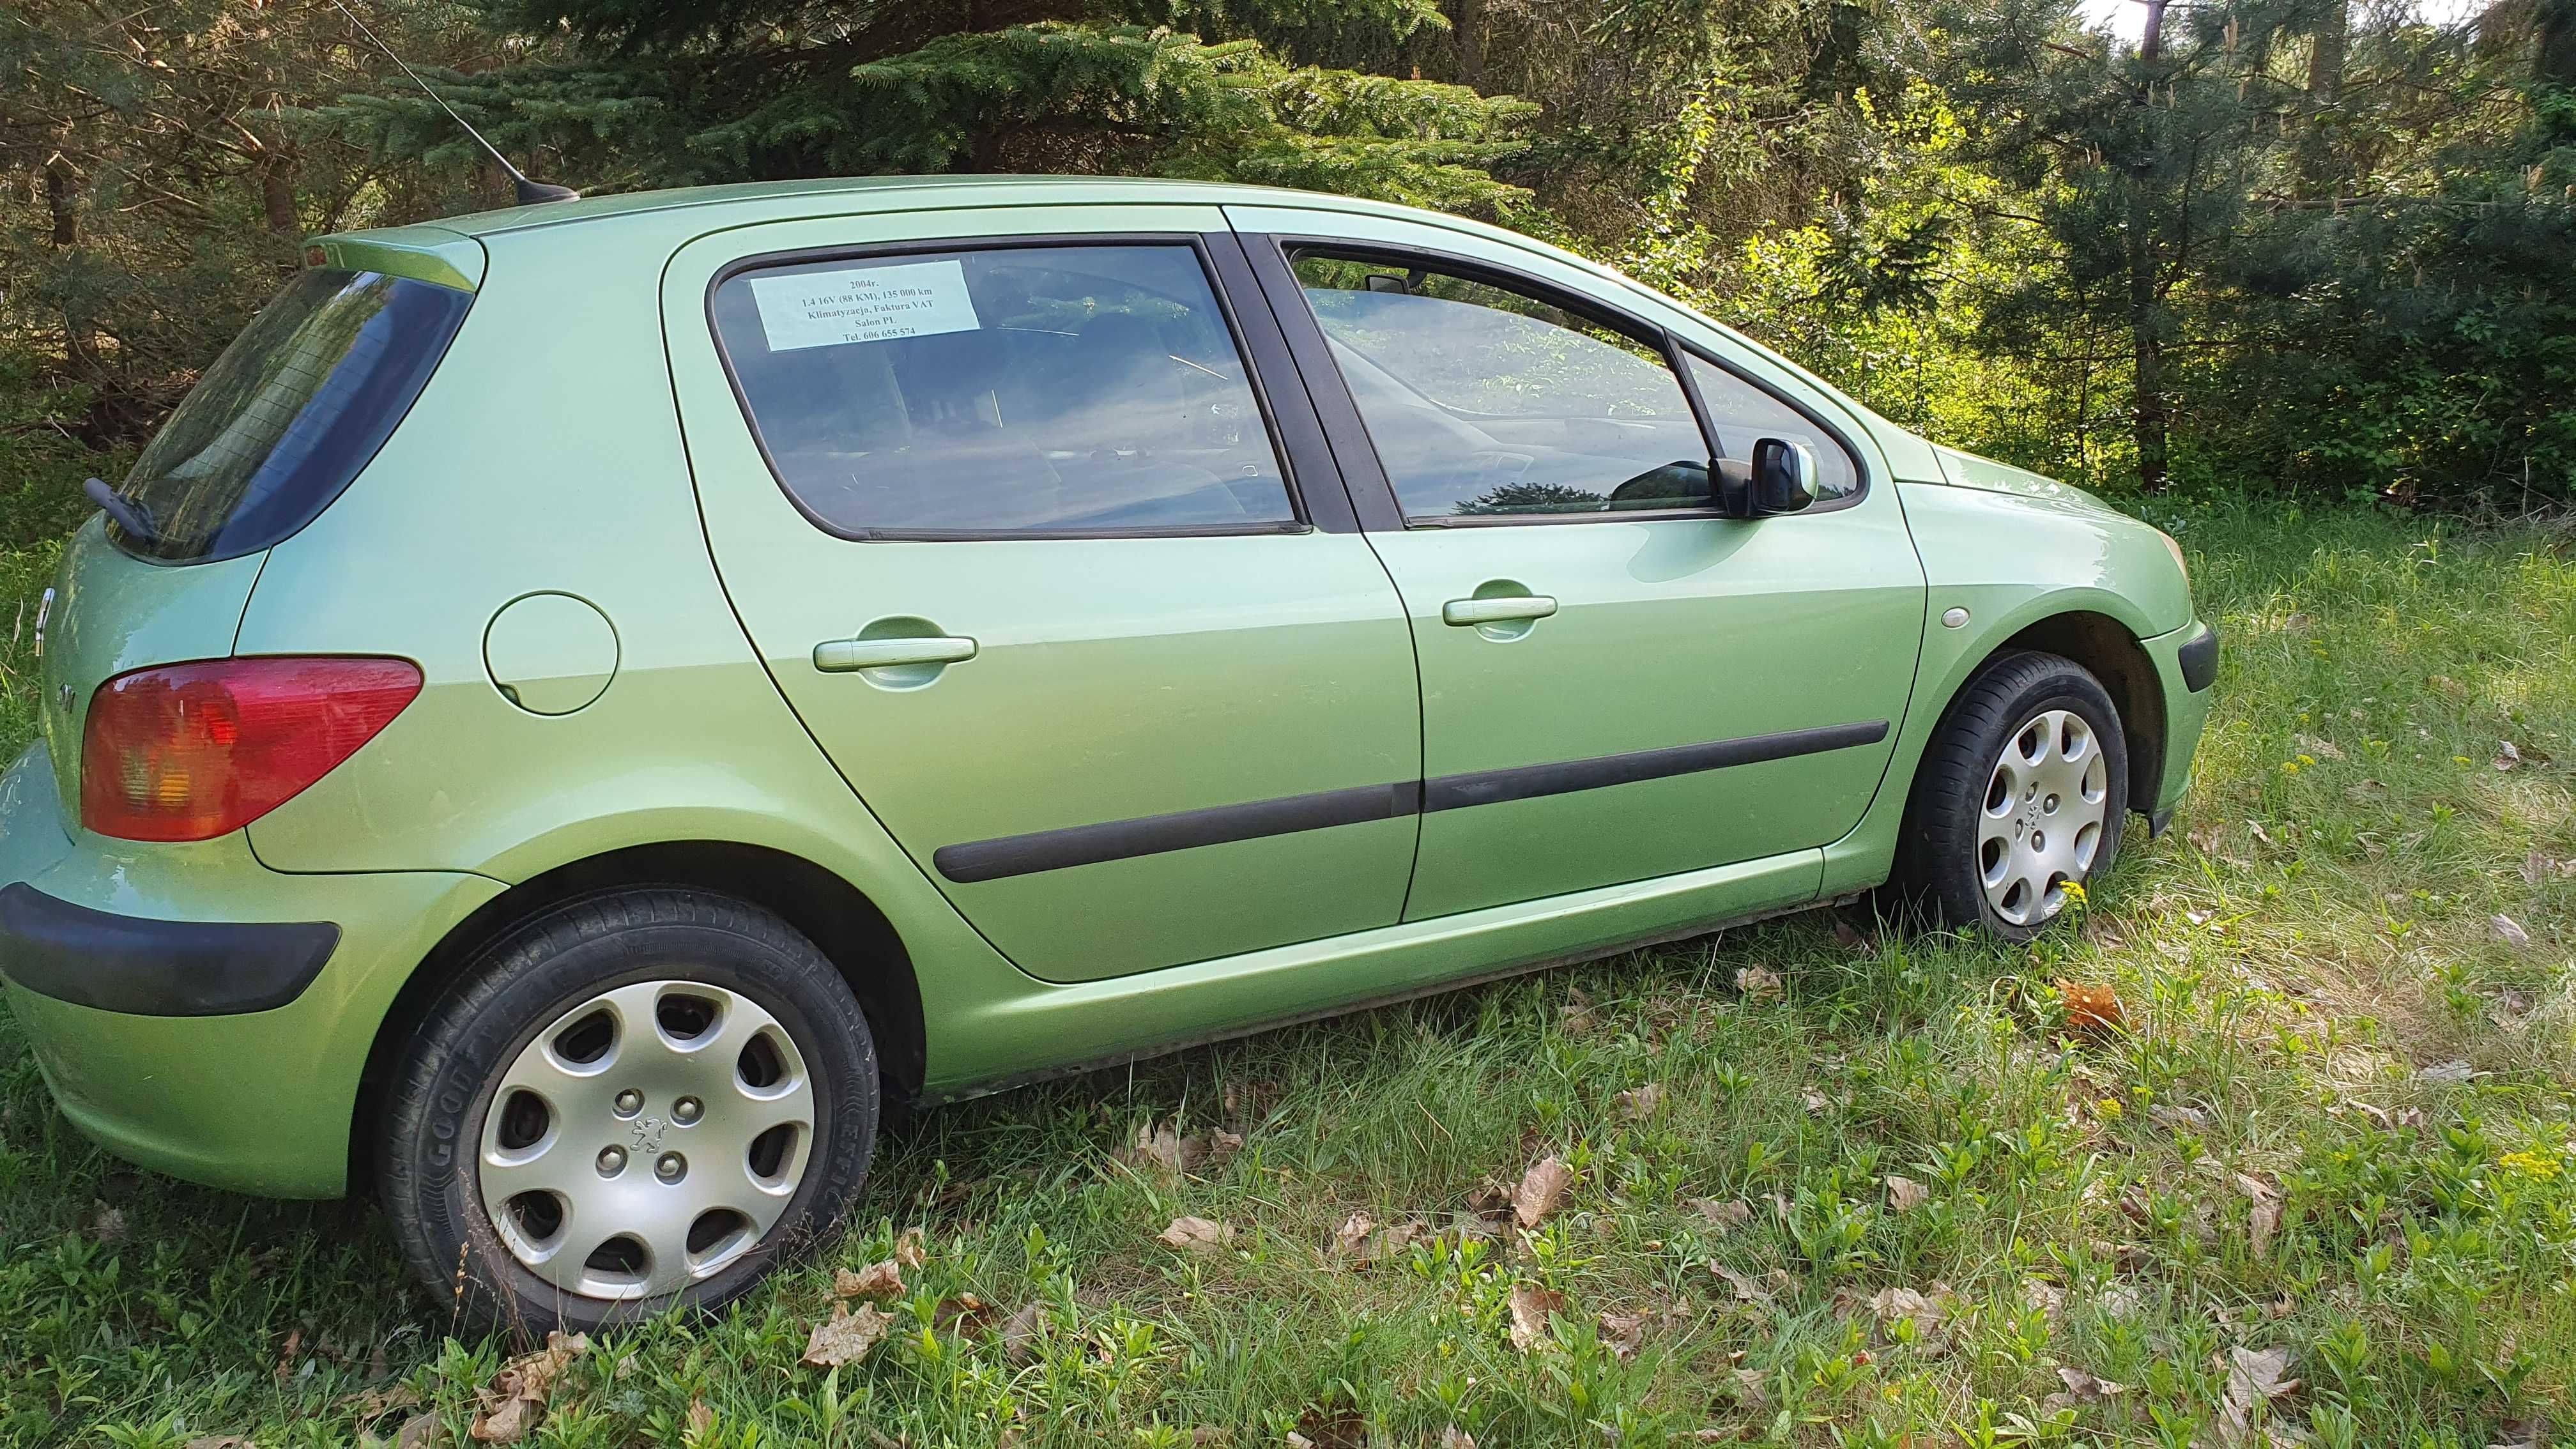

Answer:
[378,888,878,1336]
[1889,651,2128,941]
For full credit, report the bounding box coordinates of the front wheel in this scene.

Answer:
[1890,652,2129,940]
[378,889,879,1335]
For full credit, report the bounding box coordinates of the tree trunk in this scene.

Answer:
[260,154,301,234]
[2294,0,2347,195]
[44,157,77,248]
[2542,0,2576,89]
[2130,0,2170,491]
[44,156,101,380]
[1450,0,1487,90]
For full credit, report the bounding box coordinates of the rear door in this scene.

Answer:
[1230,206,1926,920]
[663,207,1421,983]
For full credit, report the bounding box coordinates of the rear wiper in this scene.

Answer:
[84,477,160,548]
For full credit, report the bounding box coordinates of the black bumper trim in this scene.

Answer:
[0,882,338,1016]
[2177,623,2219,693]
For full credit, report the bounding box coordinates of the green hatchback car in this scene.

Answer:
[0,176,2213,1332]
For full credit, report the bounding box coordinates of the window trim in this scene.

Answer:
[1248,233,1873,528]
[702,232,1322,543]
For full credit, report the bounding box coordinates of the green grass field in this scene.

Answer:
[1,493,2571,1448]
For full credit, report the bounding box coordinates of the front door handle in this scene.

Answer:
[813,636,978,672]
[1442,595,1558,627]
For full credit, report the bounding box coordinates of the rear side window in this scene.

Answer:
[709,243,1298,537]
[112,268,471,563]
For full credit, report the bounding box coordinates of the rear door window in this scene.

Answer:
[709,243,1298,537]
[111,267,471,562]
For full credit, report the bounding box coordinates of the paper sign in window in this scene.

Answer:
[747,259,981,351]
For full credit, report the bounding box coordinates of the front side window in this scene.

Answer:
[712,243,1296,536]
[1683,353,1861,501]
[1291,253,1713,521]
[114,268,472,562]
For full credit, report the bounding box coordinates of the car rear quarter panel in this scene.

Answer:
[230,222,1047,1091]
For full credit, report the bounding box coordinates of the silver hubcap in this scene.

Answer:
[1978,708,2108,926]
[475,980,815,1300]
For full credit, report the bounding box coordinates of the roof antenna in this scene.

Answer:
[328,0,579,205]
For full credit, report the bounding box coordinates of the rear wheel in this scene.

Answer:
[1890,652,2128,941]
[379,889,878,1335]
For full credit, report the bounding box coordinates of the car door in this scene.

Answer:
[1228,204,1926,921]
[663,208,1421,982]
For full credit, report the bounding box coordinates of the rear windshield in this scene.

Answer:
[109,267,471,562]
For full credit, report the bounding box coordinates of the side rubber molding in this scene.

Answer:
[2178,623,2219,693]
[0,882,339,1016]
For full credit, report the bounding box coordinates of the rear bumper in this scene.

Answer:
[0,882,339,1016]
[0,742,500,1197]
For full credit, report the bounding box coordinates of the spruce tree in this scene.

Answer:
[312,2,1536,215]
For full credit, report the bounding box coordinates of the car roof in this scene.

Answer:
[418,174,1392,240]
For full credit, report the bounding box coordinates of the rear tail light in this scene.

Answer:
[80,657,422,842]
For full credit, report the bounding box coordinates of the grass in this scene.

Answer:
[1,493,2573,1448]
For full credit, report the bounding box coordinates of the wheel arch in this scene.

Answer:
[346,840,926,1192]
[1984,610,2167,817]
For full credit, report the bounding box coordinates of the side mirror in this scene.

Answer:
[1751,437,1821,514]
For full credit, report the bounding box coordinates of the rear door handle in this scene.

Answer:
[1442,595,1558,627]
[813,636,978,671]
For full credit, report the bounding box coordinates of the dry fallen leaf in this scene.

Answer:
[1730,1366,1772,1412]
[685,1399,714,1438]
[2221,1344,2299,1441]
[1438,1427,1477,1449]
[800,1304,894,1368]
[393,1416,441,1449]
[1506,1283,1564,1353]
[2493,914,2533,949]
[468,1331,588,1444]
[2249,1199,2283,1257]
[2494,740,2522,771]
[1156,1215,1234,1253]
[999,1301,1047,1363]
[2022,1278,2065,1323]
[1713,1264,1776,1307]
[1512,1156,1574,1228]
[1884,1174,1929,1213]
[1614,1083,1664,1121]
[2045,1365,2128,1411]
[1735,966,1784,1002]
[1832,919,1868,951]
[184,1438,257,1449]
[835,1258,903,1299]
[1558,987,1602,1038]
[1598,1309,1650,1361]
[934,1292,998,1335]
[2294,733,2345,761]
[1869,1285,1949,1337]
[2057,979,2128,1036]
[1120,1119,1243,1177]
[1686,1197,1753,1232]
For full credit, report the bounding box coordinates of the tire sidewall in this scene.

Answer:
[1924,660,2129,941]
[383,900,878,1337]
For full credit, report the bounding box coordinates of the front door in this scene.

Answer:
[664,210,1421,981]
[1233,210,1926,921]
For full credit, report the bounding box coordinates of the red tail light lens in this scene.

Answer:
[80,657,422,841]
